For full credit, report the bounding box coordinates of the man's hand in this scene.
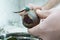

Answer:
[28,7,60,40]
[20,4,50,19]
[27,3,42,10]
[35,9,50,19]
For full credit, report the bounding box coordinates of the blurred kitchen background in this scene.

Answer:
[0,0,48,40]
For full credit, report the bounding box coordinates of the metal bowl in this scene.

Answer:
[0,32,41,40]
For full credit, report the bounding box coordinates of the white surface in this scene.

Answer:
[4,26,28,33]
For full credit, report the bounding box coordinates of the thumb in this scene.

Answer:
[35,9,49,19]
[28,24,41,37]
[28,24,45,38]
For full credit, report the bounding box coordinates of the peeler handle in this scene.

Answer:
[14,7,30,13]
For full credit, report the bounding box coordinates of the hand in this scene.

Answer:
[28,3,42,10]
[20,9,50,19]
[20,3,50,19]
[35,9,50,19]
[28,8,60,40]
